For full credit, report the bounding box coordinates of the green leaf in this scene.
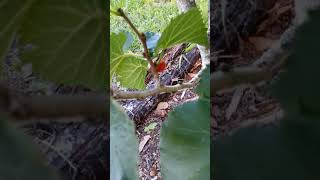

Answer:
[160,99,210,180]
[145,31,160,57]
[0,114,59,180]
[110,99,139,180]
[196,0,208,26]
[0,0,35,69]
[144,122,157,133]
[274,9,320,117]
[213,125,315,180]
[19,0,107,89]
[160,66,210,179]
[196,67,210,99]
[155,7,208,52]
[123,31,134,51]
[110,32,148,89]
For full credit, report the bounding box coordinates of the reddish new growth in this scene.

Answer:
[156,61,166,73]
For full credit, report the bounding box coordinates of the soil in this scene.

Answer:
[136,89,197,180]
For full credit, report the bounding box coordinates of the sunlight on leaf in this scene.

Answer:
[156,7,208,53]
[110,32,148,89]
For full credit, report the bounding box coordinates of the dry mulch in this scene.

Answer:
[212,0,294,139]
[137,89,198,180]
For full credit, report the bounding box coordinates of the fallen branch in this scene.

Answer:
[211,66,271,95]
[211,25,296,95]
[0,83,108,120]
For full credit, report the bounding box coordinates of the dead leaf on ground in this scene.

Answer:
[248,36,277,51]
[156,102,169,111]
[149,167,157,177]
[186,73,197,81]
[139,135,151,153]
[225,86,245,121]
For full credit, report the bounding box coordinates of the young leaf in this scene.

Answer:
[144,122,157,133]
[19,0,107,89]
[123,31,134,51]
[145,31,161,56]
[160,69,210,180]
[110,32,148,89]
[155,7,208,52]
[110,99,139,180]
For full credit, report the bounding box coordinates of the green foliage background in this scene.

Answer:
[110,0,179,52]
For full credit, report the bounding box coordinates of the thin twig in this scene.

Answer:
[211,66,271,95]
[117,8,160,86]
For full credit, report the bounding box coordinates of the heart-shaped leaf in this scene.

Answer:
[156,7,208,53]
[160,69,210,179]
[20,0,107,89]
[110,32,148,89]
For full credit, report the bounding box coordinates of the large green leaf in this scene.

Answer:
[0,114,59,180]
[110,99,139,180]
[110,32,148,89]
[274,9,320,116]
[212,124,320,180]
[19,0,107,89]
[155,7,208,52]
[160,69,210,180]
[0,0,35,68]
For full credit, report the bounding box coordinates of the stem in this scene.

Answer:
[112,82,197,99]
[117,8,160,86]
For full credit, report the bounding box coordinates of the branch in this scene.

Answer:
[0,83,108,120]
[112,82,197,100]
[117,8,160,86]
[211,66,271,95]
[211,25,295,95]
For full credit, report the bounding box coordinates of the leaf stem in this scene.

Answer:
[117,8,160,86]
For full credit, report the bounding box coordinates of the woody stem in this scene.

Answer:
[117,8,160,86]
